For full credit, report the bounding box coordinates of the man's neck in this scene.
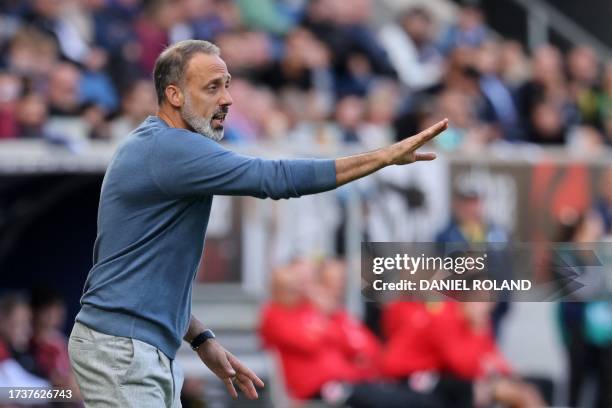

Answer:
[157,106,189,130]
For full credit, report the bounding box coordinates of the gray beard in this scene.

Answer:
[181,97,225,142]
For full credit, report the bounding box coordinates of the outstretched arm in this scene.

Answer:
[152,119,447,198]
[184,315,264,400]
[335,119,448,186]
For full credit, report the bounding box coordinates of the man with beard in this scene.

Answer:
[68,40,448,407]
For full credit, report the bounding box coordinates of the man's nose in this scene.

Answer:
[219,88,233,107]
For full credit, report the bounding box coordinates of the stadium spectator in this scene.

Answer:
[15,92,50,139]
[47,62,83,118]
[179,375,207,408]
[555,210,611,408]
[429,88,491,152]
[316,259,382,380]
[567,45,601,127]
[44,62,93,142]
[596,62,612,145]
[567,125,609,155]
[439,4,490,54]
[435,186,512,335]
[259,259,360,400]
[89,0,142,90]
[248,86,291,141]
[498,40,530,87]
[0,71,21,138]
[29,288,80,395]
[219,77,267,142]
[334,94,366,144]
[378,7,444,92]
[108,79,157,142]
[594,167,612,235]
[5,26,59,82]
[134,0,182,76]
[516,45,579,144]
[436,187,508,244]
[527,99,568,145]
[0,292,49,388]
[256,27,333,95]
[474,40,522,141]
[79,47,119,113]
[287,89,341,150]
[381,301,544,408]
[360,80,399,150]
[176,0,235,42]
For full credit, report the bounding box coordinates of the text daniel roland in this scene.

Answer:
[372,279,532,291]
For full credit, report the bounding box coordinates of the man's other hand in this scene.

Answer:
[197,339,265,399]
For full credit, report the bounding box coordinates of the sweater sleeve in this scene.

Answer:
[150,129,337,198]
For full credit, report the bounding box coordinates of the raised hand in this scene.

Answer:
[387,119,448,165]
[335,118,449,187]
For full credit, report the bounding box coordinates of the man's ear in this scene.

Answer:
[165,85,184,108]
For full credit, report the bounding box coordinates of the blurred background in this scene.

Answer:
[0,0,611,407]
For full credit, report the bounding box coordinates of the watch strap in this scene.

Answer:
[191,329,215,350]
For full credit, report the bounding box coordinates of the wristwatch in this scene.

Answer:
[190,329,216,350]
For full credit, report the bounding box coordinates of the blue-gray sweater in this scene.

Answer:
[75,116,336,358]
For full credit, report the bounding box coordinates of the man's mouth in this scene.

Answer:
[211,111,227,127]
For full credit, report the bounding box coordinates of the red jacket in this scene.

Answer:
[329,310,382,380]
[0,341,10,362]
[381,302,511,380]
[30,332,72,380]
[259,302,377,399]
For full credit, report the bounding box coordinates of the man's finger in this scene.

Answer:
[235,374,259,399]
[228,353,265,388]
[414,152,437,161]
[410,119,448,150]
[219,354,237,378]
[223,377,238,399]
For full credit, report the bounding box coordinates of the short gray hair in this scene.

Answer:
[153,40,220,104]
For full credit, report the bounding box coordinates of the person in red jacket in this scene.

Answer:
[381,301,440,378]
[381,300,544,408]
[383,301,511,379]
[0,292,49,388]
[28,288,81,398]
[259,259,362,400]
[317,259,382,381]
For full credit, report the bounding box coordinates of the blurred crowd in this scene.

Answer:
[0,0,611,153]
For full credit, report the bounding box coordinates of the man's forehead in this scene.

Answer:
[186,53,231,82]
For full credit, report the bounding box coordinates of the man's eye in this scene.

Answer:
[208,85,218,91]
